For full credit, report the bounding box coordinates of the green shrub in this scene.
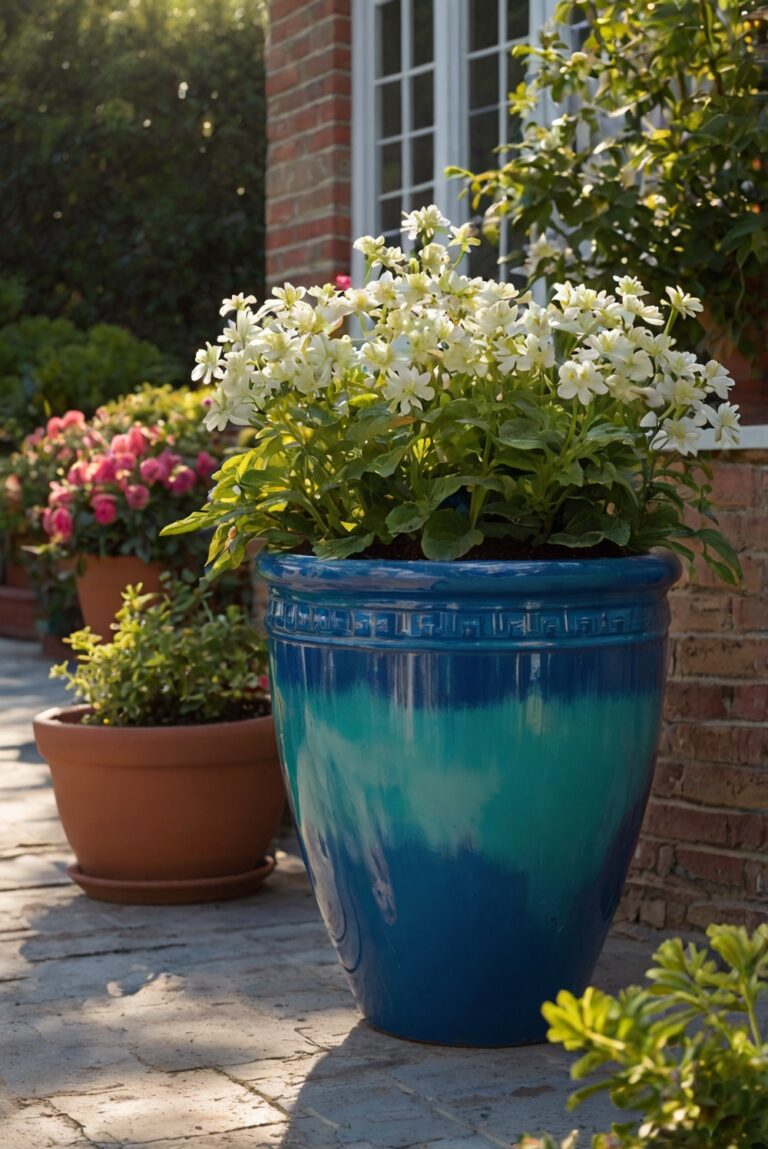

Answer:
[541,923,768,1148]
[0,318,179,443]
[51,579,270,727]
[0,0,267,361]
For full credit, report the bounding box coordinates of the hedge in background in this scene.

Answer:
[0,0,267,361]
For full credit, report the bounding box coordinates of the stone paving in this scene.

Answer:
[1,637,671,1149]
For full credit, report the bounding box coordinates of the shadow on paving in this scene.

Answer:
[255,930,657,1149]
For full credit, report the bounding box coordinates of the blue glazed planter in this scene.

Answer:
[259,552,680,1046]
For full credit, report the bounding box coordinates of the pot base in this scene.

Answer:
[66,856,276,905]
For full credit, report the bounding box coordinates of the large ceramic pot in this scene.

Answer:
[33,705,286,904]
[259,552,681,1046]
[75,554,164,638]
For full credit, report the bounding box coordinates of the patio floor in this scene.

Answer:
[1,637,669,1149]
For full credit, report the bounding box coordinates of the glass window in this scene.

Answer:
[470,0,499,52]
[412,0,433,66]
[378,0,401,78]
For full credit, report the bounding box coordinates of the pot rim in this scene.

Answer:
[34,704,273,738]
[257,549,682,597]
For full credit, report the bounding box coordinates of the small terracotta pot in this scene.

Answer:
[33,706,286,901]
[75,555,164,638]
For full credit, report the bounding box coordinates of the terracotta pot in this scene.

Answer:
[75,555,164,638]
[33,705,286,902]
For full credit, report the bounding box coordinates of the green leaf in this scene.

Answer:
[386,503,427,534]
[421,509,483,561]
[314,533,374,559]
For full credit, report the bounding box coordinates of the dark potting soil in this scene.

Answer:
[353,537,629,562]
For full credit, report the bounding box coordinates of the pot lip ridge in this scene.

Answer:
[33,704,274,738]
[257,550,682,597]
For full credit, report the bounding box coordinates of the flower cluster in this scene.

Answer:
[166,207,740,581]
[42,420,218,559]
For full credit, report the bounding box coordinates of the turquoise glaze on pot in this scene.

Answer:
[259,554,680,1046]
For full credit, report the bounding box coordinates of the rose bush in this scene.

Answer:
[165,208,740,583]
[41,420,219,563]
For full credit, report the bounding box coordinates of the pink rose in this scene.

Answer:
[110,433,132,455]
[43,506,73,541]
[91,455,118,484]
[49,482,73,508]
[62,410,86,428]
[24,427,45,448]
[139,457,165,486]
[124,483,150,511]
[169,466,197,495]
[67,460,89,486]
[127,426,148,457]
[113,451,137,475]
[196,451,219,480]
[335,274,352,290]
[56,447,73,463]
[157,449,182,486]
[91,494,118,525]
[46,416,65,438]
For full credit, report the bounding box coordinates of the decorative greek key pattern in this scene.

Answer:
[266,597,669,646]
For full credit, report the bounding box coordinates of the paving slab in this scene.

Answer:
[0,637,672,1148]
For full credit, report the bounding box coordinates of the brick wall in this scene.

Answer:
[265,0,352,289]
[620,452,768,931]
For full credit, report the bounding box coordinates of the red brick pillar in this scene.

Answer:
[265,0,352,289]
[620,452,768,931]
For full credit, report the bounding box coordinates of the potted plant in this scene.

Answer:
[40,414,220,637]
[458,0,768,418]
[33,579,285,904]
[164,210,740,1045]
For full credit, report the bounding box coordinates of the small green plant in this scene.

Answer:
[51,579,270,727]
[541,924,768,1148]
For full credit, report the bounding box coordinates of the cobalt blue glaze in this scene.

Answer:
[259,552,681,1046]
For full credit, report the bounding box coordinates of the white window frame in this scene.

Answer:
[352,0,557,271]
[350,0,768,444]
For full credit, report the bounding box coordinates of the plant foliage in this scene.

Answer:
[542,923,768,1148]
[51,579,270,726]
[163,209,740,582]
[457,0,768,358]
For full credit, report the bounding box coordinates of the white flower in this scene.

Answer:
[191,342,223,384]
[618,293,664,327]
[448,223,481,252]
[701,359,734,399]
[218,308,259,351]
[557,360,609,405]
[401,205,450,242]
[651,416,702,456]
[705,401,741,446]
[419,243,451,274]
[613,275,648,297]
[383,365,435,414]
[219,293,257,317]
[665,286,704,318]
[353,234,387,261]
[524,232,564,275]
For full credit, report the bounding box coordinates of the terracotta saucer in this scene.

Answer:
[66,856,276,905]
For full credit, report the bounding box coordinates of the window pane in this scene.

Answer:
[379,80,402,138]
[469,235,501,281]
[470,53,499,112]
[412,0,433,65]
[506,54,527,142]
[507,0,529,41]
[380,194,403,233]
[469,108,499,173]
[378,0,402,78]
[380,141,402,194]
[412,70,434,129]
[405,186,434,212]
[411,132,434,187]
[470,0,498,52]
